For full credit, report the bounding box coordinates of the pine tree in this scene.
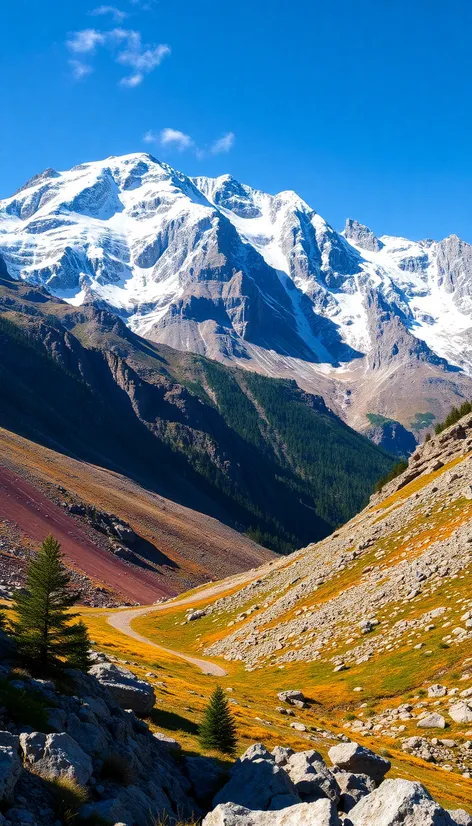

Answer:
[199,685,237,755]
[10,535,91,676]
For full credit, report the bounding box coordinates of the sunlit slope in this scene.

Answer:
[89,412,472,810]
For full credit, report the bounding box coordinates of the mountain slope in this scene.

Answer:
[0,427,275,603]
[120,410,472,807]
[1,153,472,446]
[0,266,390,554]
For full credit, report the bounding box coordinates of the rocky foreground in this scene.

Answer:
[0,647,470,826]
[203,741,472,826]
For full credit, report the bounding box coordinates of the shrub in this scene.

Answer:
[100,753,133,786]
[0,678,50,730]
[375,459,408,492]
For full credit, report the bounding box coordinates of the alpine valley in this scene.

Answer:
[2,152,472,452]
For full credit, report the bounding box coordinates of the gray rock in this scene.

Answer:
[417,713,446,729]
[286,750,340,802]
[328,741,390,785]
[185,756,227,803]
[65,713,110,756]
[187,610,206,621]
[271,746,295,766]
[153,731,181,751]
[428,684,448,698]
[277,691,306,707]
[213,746,300,811]
[89,663,155,715]
[449,702,472,724]
[19,732,93,785]
[448,811,472,826]
[335,771,375,813]
[203,799,340,826]
[0,743,21,802]
[348,778,459,825]
[344,219,382,252]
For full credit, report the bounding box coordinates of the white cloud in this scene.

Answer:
[66,26,170,86]
[120,72,143,87]
[90,5,128,23]
[143,130,158,143]
[160,128,195,151]
[66,28,106,53]
[69,59,94,80]
[143,128,236,159]
[116,34,170,86]
[211,132,235,154]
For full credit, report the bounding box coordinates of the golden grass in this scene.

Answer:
[80,582,472,814]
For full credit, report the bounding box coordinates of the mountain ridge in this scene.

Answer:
[2,152,472,449]
[0,267,390,555]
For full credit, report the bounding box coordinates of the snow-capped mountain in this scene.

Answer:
[1,152,472,440]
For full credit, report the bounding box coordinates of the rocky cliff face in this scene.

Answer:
[2,154,472,447]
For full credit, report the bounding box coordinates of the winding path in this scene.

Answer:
[106,557,285,677]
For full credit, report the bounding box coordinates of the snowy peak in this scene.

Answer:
[344,218,383,252]
[1,151,472,441]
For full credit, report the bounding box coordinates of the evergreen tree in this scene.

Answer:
[199,685,237,755]
[10,535,91,676]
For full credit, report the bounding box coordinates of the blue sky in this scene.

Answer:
[2,0,472,241]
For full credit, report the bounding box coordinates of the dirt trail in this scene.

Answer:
[106,558,287,676]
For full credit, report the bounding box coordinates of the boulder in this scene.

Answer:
[89,663,155,715]
[65,713,110,756]
[334,771,375,813]
[348,778,460,825]
[153,731,181,751]
[428,684,447,698]
[19,732,93,785]
[277,691,306,708]
[417,713,446,729]
[285,750,340,802]
[213,745,300,811]
[203,799,340,826]
[185,756,227,803]
[449,702,472,724]
[448,811,472,826]
[271,746,295,766]
[0,738,21,802]
[187,610,206,621]
[328,741,390,785]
